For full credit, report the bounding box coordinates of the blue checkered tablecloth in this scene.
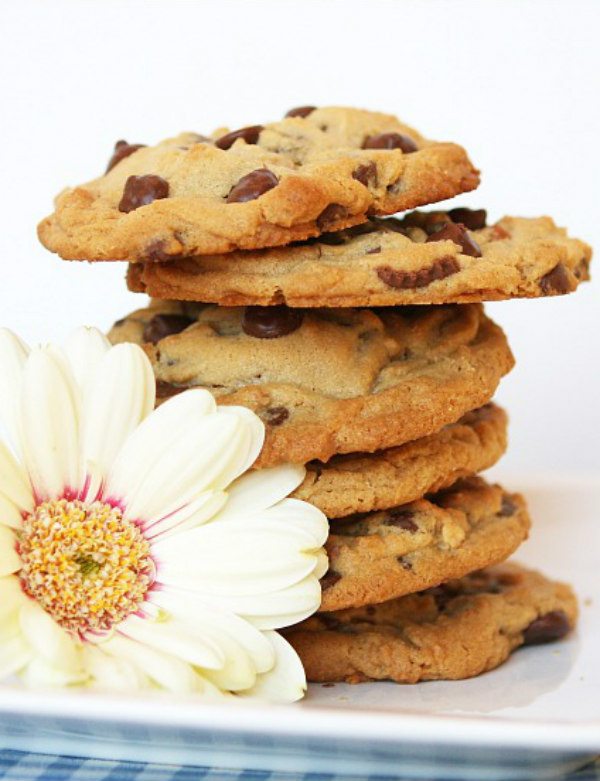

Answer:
[0,751,598,781]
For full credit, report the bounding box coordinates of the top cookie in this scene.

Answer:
[37,107,479,261]
[127,209,592,307]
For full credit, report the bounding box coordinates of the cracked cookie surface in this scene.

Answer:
[320,476,530,612]
[286,562,577,683]
[127,210,592,307]
[292,403,507,517]
[109,302,514,468]
[38,107,478,262]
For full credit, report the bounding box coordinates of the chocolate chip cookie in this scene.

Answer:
[109,302,514,468]
[292,403,507,518]
[286,563,577,683]
[127,210,591,307]
[38,107,479,262]
[321,477,530,612]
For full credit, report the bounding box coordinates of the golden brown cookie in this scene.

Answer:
[321,477,530,612]
[38,107,478,262]
[286,563,577,683]
[293,404,507,518]
[108,302,514,468]
[127,210,591,307]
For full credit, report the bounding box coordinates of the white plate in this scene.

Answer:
[1,477,599,780]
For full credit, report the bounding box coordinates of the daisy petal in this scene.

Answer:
[81,343,155,493]
[62,326,111,397]
[82,645,149,692]
[0,440,34,515]
[144,490,227,541]
[212,465,306,524]
[0,576,28,623]
[20,348,81,501]
[102,635,200,694]
[0,328,29,451]
[0,632,33,679]
[214,405,265,481]
[0,527,21,576]
[118,614,226,670]
[107,393,252,524]
[0,494,24,530]
[240,631,306,703]
[19,601,80,673]
[21,657,88,688]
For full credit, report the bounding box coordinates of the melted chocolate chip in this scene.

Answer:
[215,125,264,150]
[285,106,316,118]
[144,239,182,262]
[316,203,348,231]
[264,406,290,426]
[366,246,382,255]
[397,557,413,570]
[156,380,185,399]
[352,162,378,188]
[377,257,460,289]
[118,175,169,213]
[362,132,418,153]
[242,306,303,339]
[227,169,278,204]
[321,571,342,590]
[499,495,517,517]
[540,263,573,295]
[523,610,571,645]
[143,314,195,344]
[426,222,482,258]
[447,208,487,231]
[385,508,419,532]
[106,140,146,173]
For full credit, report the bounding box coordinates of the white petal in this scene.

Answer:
[20,348,81,501]
[0,440,34,515]
[240,631,306,703]
[105,391,247,522]
[213,405,265,480]
[144,490,227,541]
[62,326,111,397]
[118,614,226,670]
[154,521,321,596]
[19,601,80,672]
[21,656,88,688]
[0,493,24,529]
[248,499,329,547]
[81,343,155,496]
[0,526,21,576]
[212,464,306,523]
[314,549,329,580]
[82,644,149,692]
[0,328,29,452]
[0,632,33,679]
[0,576,28,622]
[102,634,201,694]
[150,590,275,674]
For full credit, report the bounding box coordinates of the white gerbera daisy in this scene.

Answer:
[0,327,328,701]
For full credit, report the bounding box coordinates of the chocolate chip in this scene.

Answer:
[523,610,571,645]
[448,208,487,231]
[144,239,182,263]
[362,132,418,153]
[156,380,185,400]
[264,406,290,426]
[377,257,460,289]
[426,222,482,258]
[366,247,381,255]
[143,314,195,344]
[385,508,419,532]
[215,125,264,150]
[540,263,573,295]
[397,557,413,570]
[499,495,517,517]
[321,571,342,590]
[316,203,348,231]
[285,106,316,118]
[106,140,146,173]
[118,175,169,213]
[227,169,278,204]
[242,306,303,339]
[352,162,378,188]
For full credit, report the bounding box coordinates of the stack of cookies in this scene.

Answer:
[38,106,591,687]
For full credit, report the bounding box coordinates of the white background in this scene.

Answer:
[0,0,598,478]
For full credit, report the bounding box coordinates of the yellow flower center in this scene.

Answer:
[18,499,154,637]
